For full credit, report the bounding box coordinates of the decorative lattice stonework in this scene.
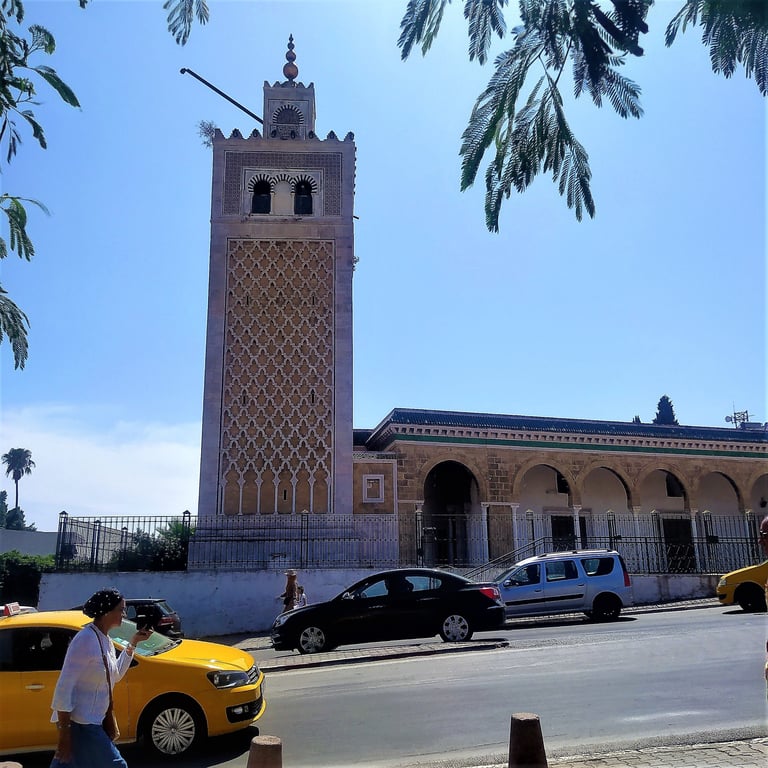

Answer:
[220,238,336,516]
[224,151,342,216]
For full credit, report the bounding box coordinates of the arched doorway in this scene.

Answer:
[422,461,479,567]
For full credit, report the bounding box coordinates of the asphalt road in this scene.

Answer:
[8,606,766,768]
[252,606,765,768]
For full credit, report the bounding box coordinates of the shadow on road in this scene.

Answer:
[4,727,258,768]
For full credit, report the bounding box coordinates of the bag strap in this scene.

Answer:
[90,625,114,710]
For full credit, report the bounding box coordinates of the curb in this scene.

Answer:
[260,638,508,672]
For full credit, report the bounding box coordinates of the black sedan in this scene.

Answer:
[271,568,505,653]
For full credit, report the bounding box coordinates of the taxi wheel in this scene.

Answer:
[736,583,767,612]
[142,696,205,756]
[439,613,473,642]
[297,625,330,653]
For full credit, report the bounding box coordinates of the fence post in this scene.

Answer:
[246,735,282,768]
[508,712,548,768]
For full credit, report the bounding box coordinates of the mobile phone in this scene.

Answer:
[135,610,152,631]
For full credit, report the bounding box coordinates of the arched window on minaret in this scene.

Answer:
[251,180,272,214]
[294,180,313,215]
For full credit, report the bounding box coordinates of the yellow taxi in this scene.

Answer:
[716,560,768,612]
[0,605,266,757]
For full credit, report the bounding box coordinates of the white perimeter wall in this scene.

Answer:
[37,570,718,638]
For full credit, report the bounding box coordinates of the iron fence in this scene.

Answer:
[53,510,763,576]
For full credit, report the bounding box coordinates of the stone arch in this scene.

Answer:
[634,463,692,512]
[692,470,743,514]
[419,453,489,502]
[291,175,318,194]
[247,174,275,193]
[747,470,768,513]
[421,460,483,567]
[511,458,577,505]
[576,460,635,508]
[272,104,304,126]
[293,178,314,215]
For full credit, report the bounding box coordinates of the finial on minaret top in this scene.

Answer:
[283,35,298,83]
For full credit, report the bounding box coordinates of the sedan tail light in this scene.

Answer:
[479,586,501,600]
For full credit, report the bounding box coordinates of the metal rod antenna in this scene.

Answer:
[180,68,263,124]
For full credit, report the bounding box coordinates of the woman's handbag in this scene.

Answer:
[102,702,120,742]
[92,626,120,742]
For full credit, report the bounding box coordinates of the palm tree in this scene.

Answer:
[2,448,35,510]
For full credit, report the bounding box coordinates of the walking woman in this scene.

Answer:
[50,588,151,768]
[279,569,300,613]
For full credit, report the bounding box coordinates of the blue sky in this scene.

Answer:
[1,1,765,531]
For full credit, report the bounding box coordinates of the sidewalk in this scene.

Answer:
[541,738,768,768]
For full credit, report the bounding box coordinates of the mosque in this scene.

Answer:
[193,40,768,574]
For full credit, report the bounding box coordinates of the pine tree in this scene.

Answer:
[653,395,679,425]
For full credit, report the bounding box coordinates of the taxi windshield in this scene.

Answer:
[109,619,179,656]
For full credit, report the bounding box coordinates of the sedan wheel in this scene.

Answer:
[439,614,473,642]
[144,699,202,756]
[297,625,329,653]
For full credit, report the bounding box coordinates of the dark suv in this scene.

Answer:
[124,598,183,638]
[72,597,183,638]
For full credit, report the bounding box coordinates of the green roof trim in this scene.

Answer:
[387,432,766,459]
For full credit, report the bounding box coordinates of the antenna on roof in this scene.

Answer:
[724,408,751,428]
[180,68,263,124]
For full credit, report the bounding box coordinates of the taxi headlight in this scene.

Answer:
[717,577,727,587]
[207,670,250,689]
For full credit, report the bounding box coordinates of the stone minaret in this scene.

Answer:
[198,37,355,518]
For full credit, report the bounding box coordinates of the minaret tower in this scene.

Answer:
[198,38,355,518]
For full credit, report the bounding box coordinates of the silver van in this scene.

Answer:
[494,549,633,621]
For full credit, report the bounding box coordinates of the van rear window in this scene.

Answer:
[581,557,615,576]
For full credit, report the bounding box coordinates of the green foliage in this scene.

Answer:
[163,0,210,46]
[0,1,82,369]
[0,283,29,368]
[653,394,679,425]
[666,0,768,96]
[197,119,217,148]
[0,549,55,605]
[0,0,211,370]
[399,0,767,229]
[107,520,194,572]
[4,506,35,530]
[2,446,34,511]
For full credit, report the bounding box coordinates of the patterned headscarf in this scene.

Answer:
[83,588,123,618]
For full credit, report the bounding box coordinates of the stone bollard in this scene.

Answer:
[246,734,282,768]
[508,712,548,768]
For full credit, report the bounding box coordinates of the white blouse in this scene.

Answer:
[50,624,132,725]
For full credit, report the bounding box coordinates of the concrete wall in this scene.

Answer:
[631,573,718,604]
[37,569,719,639]
[0,529,58,556]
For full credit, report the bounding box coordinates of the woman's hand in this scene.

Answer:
[55,724,73,762]
[129,627,153,647]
